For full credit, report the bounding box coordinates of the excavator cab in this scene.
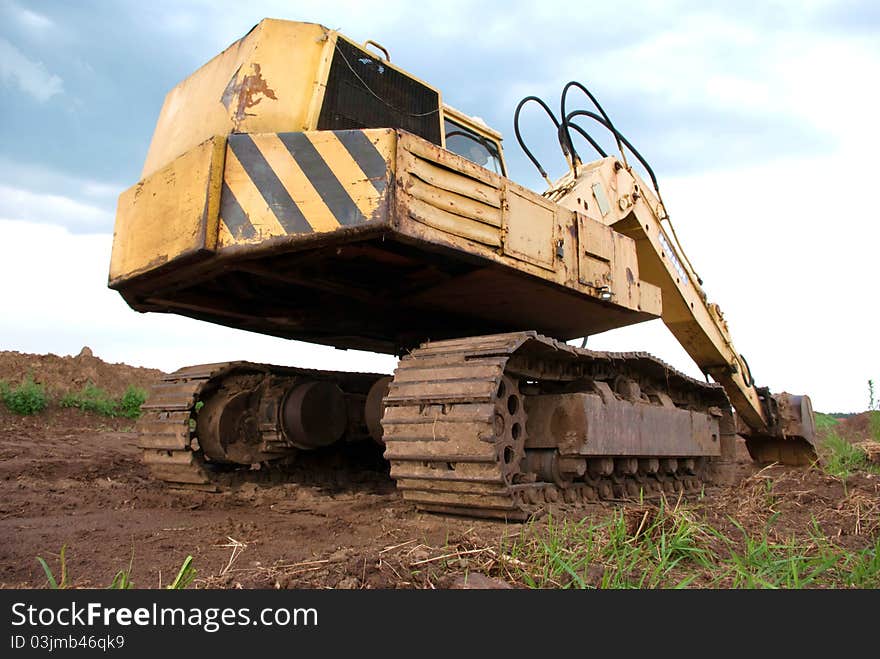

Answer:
[442,105,506,175]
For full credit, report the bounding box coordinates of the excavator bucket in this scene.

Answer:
[744,393,819,466]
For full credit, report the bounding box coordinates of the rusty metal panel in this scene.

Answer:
[217,128,394,247]
[525,393,721,457]
[397,131,503,247]
[109,136,226,287]
[576,212,648,311]
[503,189,556,270]
[577,214,613,289]
[639,281,662,316]
[406,177,502,227]
[403,151,501,206]
[142,20,332,178]
[611,231,641,309]
[579,213,613,261]
[404,132,499,188]
[406,197,501,247]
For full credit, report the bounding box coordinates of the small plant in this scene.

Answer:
[840,535,880,588]
[189,400,204,430]
[2,376,48,416]
[36,544,69,589]
[60,383,147,419]
[167,555,196,590]
[34,547,197,589]
[118,385,147,419]
[108,547,136,589]
[107,571,133,589]
[60,382,117,416]
[869,380,880,441]
[822,431,878,486]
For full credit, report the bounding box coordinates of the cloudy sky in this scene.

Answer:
[0,0,877,412]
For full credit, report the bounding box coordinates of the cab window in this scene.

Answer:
[444,119,504,174]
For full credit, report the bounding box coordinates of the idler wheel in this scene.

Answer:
[197,388,262,464]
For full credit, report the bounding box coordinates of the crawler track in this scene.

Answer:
[138,362,230,490]
[383,332,730,520]
[137,363,383,490]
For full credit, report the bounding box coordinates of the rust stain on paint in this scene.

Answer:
[221,63,278,130]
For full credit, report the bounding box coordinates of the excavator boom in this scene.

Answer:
[550,161,817,462]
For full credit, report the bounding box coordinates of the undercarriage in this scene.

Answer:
[139,332,741,520]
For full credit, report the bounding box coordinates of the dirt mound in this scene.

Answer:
[0,347,165,397]
[835,412,878,442]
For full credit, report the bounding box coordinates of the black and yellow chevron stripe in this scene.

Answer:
[218,129,391,245]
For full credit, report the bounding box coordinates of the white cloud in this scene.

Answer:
[560,11,880,140]
[0,184,112,231]
[0,159,121,233]
[0,157,122,200]
[0,37,63,101]
[12,5,53,33]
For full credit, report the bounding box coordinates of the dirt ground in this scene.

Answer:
[1,349,878,589]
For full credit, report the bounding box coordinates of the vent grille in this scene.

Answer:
[318,39,441,145]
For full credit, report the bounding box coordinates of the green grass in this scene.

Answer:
[814,412,839,432]
[822,431,880,482]
[35,546,196,589]
[59,383,146,419]
[36,544,68,589]
[839,535,880,587]
[118,385,148,418]
[870,410,880,442]
[1,376,48,416]
[167,555,197,590]
[501,503,716,589]
[719,519,842,588]
[498,508,880,589]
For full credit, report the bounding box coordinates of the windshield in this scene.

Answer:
[444,118,504,174]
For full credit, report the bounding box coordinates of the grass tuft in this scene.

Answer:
[500,500,716,589]
[36,544,69,589]
[823,431,880,482]
[34,546,197,589]
[60,383,146,419]
[1,376,48,416]
[717,519,841,588]
[496,503,880,589]
[167,555,197,590]
[870,410,880,442]
[118,385,148,419]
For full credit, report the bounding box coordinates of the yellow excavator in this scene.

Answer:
[109,19,816,519]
